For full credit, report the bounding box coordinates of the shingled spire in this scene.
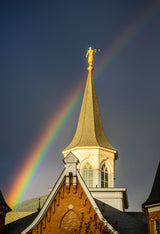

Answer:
[63,69,117,153]
[62,47,119,192]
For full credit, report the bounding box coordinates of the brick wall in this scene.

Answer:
[31,175,110,233]
[148,210,160,234]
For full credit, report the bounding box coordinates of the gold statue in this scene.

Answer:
[86,47,100,70]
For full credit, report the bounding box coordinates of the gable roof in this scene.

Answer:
[95,199,147,234]
[0,190,11,214]
[3,153,147,233]
[4,212,38,234]
[4,199,147,234]
[63,152,79,164]
[142,162,160,208]
[22,152,118,234]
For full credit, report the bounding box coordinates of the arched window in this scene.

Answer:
[83,162,93,187]
[101,163,108,187]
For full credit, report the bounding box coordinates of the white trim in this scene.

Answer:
[80,158,96,169]
[100,161,109,187]
[76,171,118,233]
[81,160,94,187]
[99,159,113,187]
[89,187,129,210]
[99,160,111,175]
[21,170,66,234]
[148,204,160,213]
[63,145,117,156]
[21,170,118,234]
[89,187,127,192]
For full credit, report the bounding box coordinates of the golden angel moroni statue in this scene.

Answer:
[86,47,100,70]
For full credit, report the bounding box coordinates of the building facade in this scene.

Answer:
[22,153,118,234]
[142,162,160,234]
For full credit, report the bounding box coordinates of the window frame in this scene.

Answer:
[154,219,160,234]
[83,162,93,187]
[101,163,108,188]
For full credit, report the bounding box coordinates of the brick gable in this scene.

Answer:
[31,175,111,233]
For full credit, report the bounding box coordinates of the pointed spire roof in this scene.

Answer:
[142,162,160,208]
[63,69,117,154]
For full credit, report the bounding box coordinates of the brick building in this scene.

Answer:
[142,162,160,234]
[22,153,118,233]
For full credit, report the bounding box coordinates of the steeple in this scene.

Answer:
[63,69,117,154]
[62,47,117,189]
[62,48,128,211]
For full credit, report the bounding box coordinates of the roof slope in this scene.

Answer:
[0,190,11,213]
[95,199,147,234]
[63,70,116,152]
[21,152,118,234]
[5,212,34,225]
[4,212,38,234]
[142,162,160,207]
[4,199,147,234]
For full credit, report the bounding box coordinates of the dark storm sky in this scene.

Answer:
[0,0,160,211]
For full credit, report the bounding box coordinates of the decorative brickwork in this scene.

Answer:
[31,175,110,234]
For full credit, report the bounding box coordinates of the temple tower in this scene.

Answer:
[62,47,128,211]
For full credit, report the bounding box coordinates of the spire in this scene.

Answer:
[63,64,117,154]
[142,162,160,208]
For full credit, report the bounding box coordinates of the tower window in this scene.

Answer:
[83,162,93,187]
[101,163,108,187]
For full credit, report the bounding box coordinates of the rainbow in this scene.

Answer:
[95,1,160,80]
[6,82,84,207]
[6,2,160,207]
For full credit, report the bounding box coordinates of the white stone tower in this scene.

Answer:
[62,48,128,211]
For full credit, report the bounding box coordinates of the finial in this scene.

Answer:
[86,47,100,71]
[37,197,41,212]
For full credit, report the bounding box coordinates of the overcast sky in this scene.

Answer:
[0,0,160,211]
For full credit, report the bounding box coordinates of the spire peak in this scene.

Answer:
[63,66,117,155]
